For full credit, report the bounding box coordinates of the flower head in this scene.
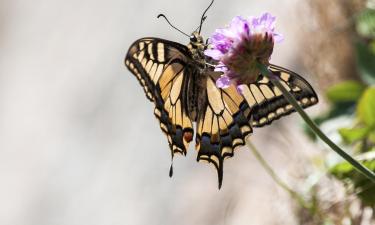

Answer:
[205,13,283,89]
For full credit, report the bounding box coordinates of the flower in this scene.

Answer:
[204,13,283,89]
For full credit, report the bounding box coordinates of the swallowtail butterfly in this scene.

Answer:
[124,0,318,188]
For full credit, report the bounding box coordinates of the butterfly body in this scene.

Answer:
[167,31,212,122]
[184,67,205,121]
[125,31,318,188]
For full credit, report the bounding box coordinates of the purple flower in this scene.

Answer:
[204,13,283,89]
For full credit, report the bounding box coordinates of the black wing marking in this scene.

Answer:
[125,38,194,157]
[240,64,319,127]
[125,37,189,101]
[195,75,253,188]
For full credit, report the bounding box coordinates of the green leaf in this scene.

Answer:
[371,40,375,54]
[357,87,375,127]
[330,160,355,174]
[356,42,375,85]
[326,81,366,103]
[339,126,371,144]
[356,9,375,38]
[330,152,375,206]
[369,130,375,143]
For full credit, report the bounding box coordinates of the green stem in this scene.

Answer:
[246,140,310,209]
[256,62,375,182]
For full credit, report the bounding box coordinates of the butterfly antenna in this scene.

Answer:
[157,14,190,38]
[194,16,207,32]
[198,0,214,33]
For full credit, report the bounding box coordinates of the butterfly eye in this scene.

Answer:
[190,35,198,42]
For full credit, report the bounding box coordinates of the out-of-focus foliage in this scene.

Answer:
[295,1,375,224]
[357,87,375,127]
[356,9,375,38]
[330,153,375,206]
[304,2,375,209]
[339,126,372,143]
[356,8,375,85]
[356,42,375,85]
[337,87,375,146]
[326,81,366,103]
[323,72,375,206]
[328,0,375,208]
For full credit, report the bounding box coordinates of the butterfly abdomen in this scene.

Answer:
[184,66,208,122]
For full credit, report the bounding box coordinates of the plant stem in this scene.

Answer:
[256,62,375,182]
[246,140,310,209]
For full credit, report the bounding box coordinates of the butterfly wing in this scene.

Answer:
[125,38,194,156]
[195,73,253,188]
[194,65,318,188]
[240,64,319,127]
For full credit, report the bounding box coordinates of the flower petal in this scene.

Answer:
[273,32,284,43]
[215,28,237,40]
[259,12,276,30]
[204,49,223,60]
[229,16,248,37]
[214,62,228,72]
[216,75,231,88]
[236,85,245,94]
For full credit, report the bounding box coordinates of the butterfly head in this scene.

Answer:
[187,31,207,64]
[189,32,205,47]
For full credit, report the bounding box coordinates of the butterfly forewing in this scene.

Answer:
[125,38,194,156]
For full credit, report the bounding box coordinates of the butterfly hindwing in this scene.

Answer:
[240,64,319,127]
[156,62,194,155]
[125,38,194,156]
[195,74,253,188]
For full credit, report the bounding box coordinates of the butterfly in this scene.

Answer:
[124,1,318,188]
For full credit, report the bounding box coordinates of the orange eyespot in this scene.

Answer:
[183,131,193,142]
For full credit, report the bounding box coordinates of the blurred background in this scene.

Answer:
[0,0,374,224]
